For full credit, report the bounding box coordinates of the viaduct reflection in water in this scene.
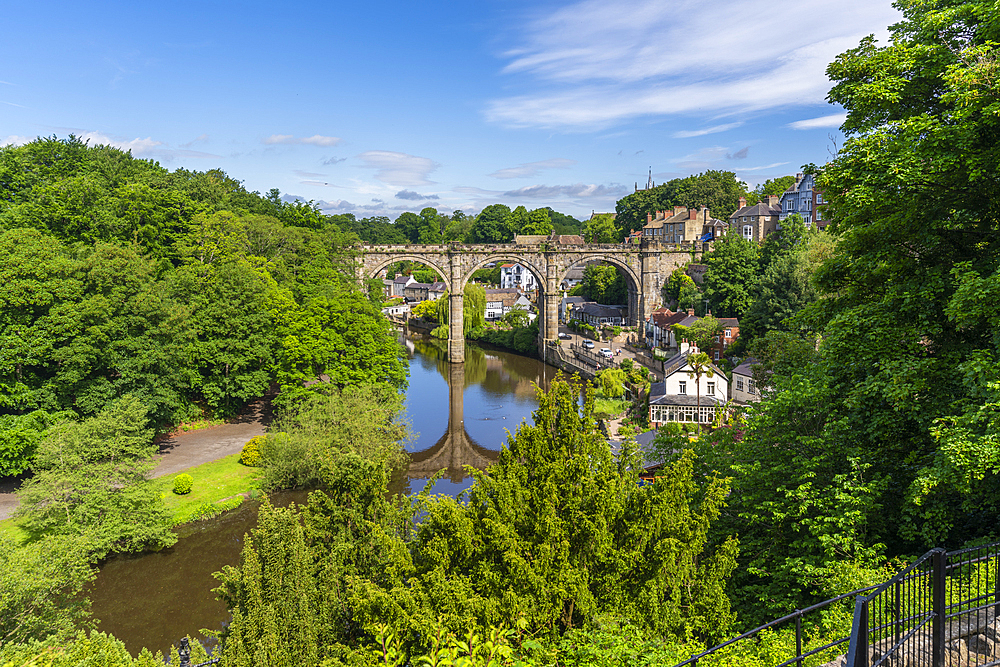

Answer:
[400,337,556,493]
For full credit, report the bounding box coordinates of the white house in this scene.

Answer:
[560,265,585,292]
[500,263,537,291]
[647,346,728,426]
[570,302,627,326]
[381,300,410,318]
[484,288,533,321]
[391,274,417,297]
[731,359,761,404]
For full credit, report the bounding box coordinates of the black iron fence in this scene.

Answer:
[670,540,1000,667]
[569,342,620,370]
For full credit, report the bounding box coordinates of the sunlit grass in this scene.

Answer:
[157,453,260,525]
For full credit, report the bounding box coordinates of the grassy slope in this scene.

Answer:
[0,453,260,544]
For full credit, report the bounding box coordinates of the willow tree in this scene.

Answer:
[433,283,486,336]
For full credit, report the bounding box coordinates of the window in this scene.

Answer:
[707,382,715,395]
[748,380,756,394]
[678,381,687,395]
[714,350,720,361]
[713,335,720,343]
[786,200,793,210]
[736,377,744,391]
[742,225,753,240]
[725,329,732,337]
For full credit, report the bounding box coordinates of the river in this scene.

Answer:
[88,337,556,656]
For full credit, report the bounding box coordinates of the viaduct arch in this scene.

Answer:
[359,240,702,362]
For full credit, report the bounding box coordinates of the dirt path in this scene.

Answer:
[0,398,272,522]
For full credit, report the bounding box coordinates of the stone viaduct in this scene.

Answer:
[359,240,703,362]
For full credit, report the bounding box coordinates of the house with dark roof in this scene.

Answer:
[484,288,532,321]
[642,206,724,244]
[647,348,728,427]
[704,317,740,362]
[645,308,699,349]
[391,274,417,297]
[731,358,761,404]
[729,196,782,242]
[560,295,588,321]
[779,172,828,229]
[569,302,627,326]
[560,264,585,292]
[404,281,447,302]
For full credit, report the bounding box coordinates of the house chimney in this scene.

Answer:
[738,196,746,209]
[768,194,779,207]
[689,208,697,220]
[647,212,652,223]
[687,308,694,316]
[673,205,685,217]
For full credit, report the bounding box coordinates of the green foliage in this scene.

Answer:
[411,298,439,321]
[672,316,724,355]
[469,204,514,243]
[14,395,176,558]
[501,306,530,329]
[578,265,626,305]
[172,473,193,495]
[215,379,737,664]
[240,435,264,467]
[0,630,210,667]
[0,411,53,477]
[615,170,751,239]
[520,208,554,236]
[471,320,540,356]
[258,384,407,491]
[665,268,696,303]
[702,231,760,318]
[584,214,617,243]
[0,535,95,645]
[596,368,627,398]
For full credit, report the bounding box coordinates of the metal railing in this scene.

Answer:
[671,583,880,667]
[569,342,620,370]
[670,540,1000,667]
[847,541,1000,667]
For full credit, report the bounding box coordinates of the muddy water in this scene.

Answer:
[89,338,555,656]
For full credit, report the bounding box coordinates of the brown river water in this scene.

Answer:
[87,337,557,656]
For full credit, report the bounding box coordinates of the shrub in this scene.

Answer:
[172,474,193,495]
[240,436,264,467]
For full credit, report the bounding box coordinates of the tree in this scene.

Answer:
[702,231,760,318]
[758,213,807,272]
[750,176,796,201]
[0,534,96,645]
[410,298,439,321]
[14,395,176,558]
[584,214,617,243]
[521,208,554,236]
[579,265,627,305]
[468,204,513,243]
[685,352,715,424]
[672,316,724,354]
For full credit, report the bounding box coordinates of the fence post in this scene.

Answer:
[179,637,191,667]
[795,611,803,667]
[932,549,946,667]
[846,595,869,667]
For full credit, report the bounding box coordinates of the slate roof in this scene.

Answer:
[393,275,413,284]
[429,281,447,292]
[649,308,687,328]
[729,202,781,220]
[550,234,586,245]
[649,392,726,407]
[732,358,758,377]
[564,265,585,281]
[576,302,626,319]
[658,350,726,378]
[718,317,739,327]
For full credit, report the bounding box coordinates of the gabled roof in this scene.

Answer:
[649,308,688,328]
[729,202,781,219]
[429,281,447,291]
[658,350,726,379]
[550,234,586,245]
[718,317,739,327]
[576,302,626,318]
[393,275,415,284]
[732,358,758,377]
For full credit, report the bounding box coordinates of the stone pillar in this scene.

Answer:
[640,246,660,344]
[542,258,560,360]
[448,253,465,362]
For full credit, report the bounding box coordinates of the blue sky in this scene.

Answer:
[1,0,901,220]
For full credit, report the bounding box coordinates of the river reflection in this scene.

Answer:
[88,337,555,657]
[396,337,555,497]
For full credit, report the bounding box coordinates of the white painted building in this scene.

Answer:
[647,346,728,426]
[499,263,537,291]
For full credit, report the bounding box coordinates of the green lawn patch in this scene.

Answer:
[156,453,260,525]
[594,397,630,416]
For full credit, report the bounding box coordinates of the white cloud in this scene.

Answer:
[263,134,342,146]
[503,183,627,199]
[0,135,32,147]
[738,162,791,172]
[489,158,575,179]
[180,133,209,148]
[487,0,900,128]
[78,131,163,155]
[673,122,743,139]
[789,113,848,129]
[357,150,439,186]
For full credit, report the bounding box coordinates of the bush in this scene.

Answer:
[240,436,264,467]
[172,474,193,495]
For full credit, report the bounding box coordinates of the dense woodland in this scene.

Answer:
[4,0,1000,663]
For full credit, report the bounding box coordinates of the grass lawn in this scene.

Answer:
[157,453,260,525]
[0,517,28,544]
[594,397,631,417]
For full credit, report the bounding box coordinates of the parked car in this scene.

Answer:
[583,340,595,349]
[558,332,570,339]
[599,348,613,358]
